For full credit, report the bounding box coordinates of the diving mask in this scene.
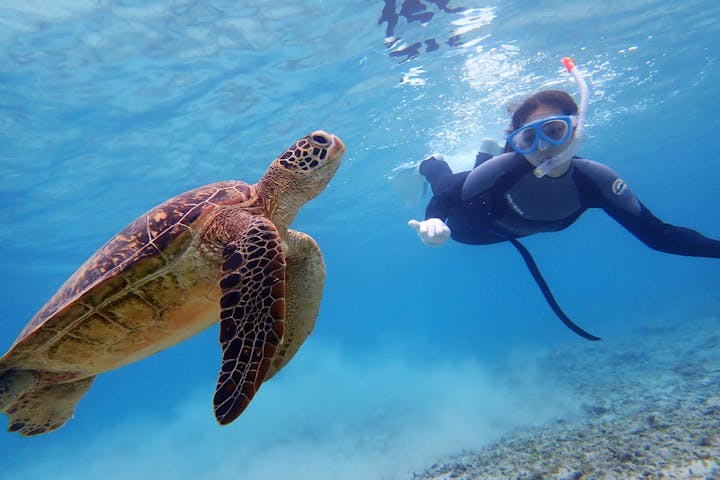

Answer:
[507,115,577,155]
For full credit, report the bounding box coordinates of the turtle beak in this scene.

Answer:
[319,133,345,171]
[330,134,346,155]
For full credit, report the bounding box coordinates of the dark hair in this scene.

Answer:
[507,90,578,133]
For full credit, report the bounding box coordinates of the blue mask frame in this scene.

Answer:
[507,115,577,155]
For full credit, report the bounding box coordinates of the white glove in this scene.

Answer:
[408,218,451,246]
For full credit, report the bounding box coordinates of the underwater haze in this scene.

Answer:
[1,1,719,478]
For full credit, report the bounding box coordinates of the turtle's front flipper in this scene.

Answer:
[214,217,285,426]
[265,229,325,380]
[4,376,94,436]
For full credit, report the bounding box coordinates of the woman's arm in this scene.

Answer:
[418,156,469,220]
[576,159,720,258]
[605,202,720,258]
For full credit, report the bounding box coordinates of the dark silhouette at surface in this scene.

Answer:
[378,0,467,61]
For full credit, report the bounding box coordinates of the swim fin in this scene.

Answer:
[388,162,428,206]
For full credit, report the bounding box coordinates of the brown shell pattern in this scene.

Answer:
[16,181,257,343]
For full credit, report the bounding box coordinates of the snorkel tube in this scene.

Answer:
[533,57,589,178]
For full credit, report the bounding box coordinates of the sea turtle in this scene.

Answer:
[0,130,345,436]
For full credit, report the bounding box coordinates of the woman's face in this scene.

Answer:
[520,104,575,166]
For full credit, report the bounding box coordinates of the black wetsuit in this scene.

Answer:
[420,152,720,258]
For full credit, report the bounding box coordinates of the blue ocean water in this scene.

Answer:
[0,1,718,478]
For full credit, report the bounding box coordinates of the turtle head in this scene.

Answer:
[258,130,345,228]
[273,130,345,194]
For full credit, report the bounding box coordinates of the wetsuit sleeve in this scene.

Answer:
[610,203,720,257]
[418,157,469,221]
[474,152,494,168]
[577,159,720,258]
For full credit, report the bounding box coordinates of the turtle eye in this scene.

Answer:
[310,132,330,146]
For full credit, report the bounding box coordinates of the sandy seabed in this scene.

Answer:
[412,314,720,480]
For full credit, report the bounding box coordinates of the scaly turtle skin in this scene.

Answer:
[0,131,345,436]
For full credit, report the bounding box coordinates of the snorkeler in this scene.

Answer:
[407,58,720,341]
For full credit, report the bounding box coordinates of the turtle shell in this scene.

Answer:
[2,180,258,370]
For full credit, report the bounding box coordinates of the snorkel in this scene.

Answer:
[533,57,589,178]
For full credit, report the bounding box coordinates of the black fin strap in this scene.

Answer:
[509,239,601,341]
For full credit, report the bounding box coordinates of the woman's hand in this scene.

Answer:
[408,218,451,246]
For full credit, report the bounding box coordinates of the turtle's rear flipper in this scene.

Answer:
[0,369,39,410]
[4,376,94,436]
